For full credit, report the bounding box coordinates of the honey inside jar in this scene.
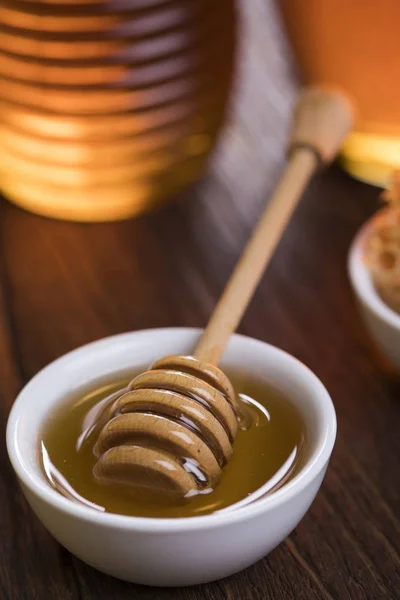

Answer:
[39,370,306,518]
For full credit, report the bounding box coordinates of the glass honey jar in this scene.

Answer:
[0,0,236,221]
[280,0,400,188]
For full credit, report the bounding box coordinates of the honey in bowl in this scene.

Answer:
[39,370,306,518]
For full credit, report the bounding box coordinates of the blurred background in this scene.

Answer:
[2,0,396,374]
[3,0,400,224]
[0,0,297,222]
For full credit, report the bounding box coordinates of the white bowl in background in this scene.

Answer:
[348,209,400,370]
[7,328,336,587]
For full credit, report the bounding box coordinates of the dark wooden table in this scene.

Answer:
[1,2,399,599]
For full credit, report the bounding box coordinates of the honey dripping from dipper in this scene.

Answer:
[40,363,306,518]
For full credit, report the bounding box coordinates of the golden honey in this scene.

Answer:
[0,0,236,221]
[39,370,306,518]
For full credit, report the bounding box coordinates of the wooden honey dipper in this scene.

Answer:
[93,88,353,498]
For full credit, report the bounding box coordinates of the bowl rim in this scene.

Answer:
[6,327,336,533]
[348,206,400,331]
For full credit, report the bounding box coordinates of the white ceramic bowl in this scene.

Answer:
[348,210,400,370]
[7,328,336,587]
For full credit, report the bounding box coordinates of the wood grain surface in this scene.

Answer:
[0,2,399,599]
